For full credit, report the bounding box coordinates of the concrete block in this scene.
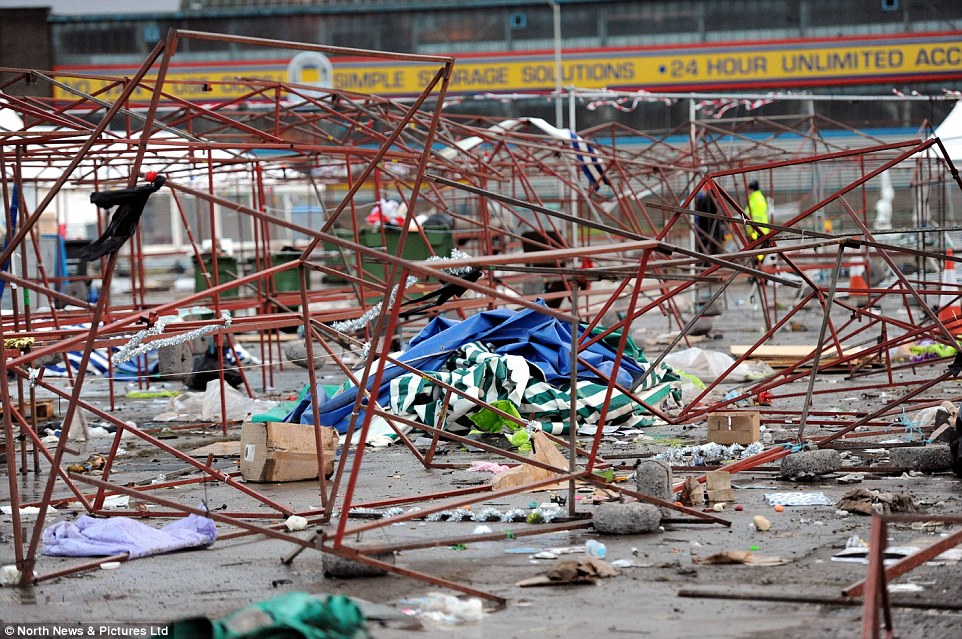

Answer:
[634,459,673,502]
[890,445,952,473]
[780,449,841,480]
[635,459,674,515]
[285,340,323,369]
[592,502,661,535]
[157,340,193,380]
[322,551,395,578]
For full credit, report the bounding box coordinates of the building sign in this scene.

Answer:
[52,32,962,102]
[52,60,290,102]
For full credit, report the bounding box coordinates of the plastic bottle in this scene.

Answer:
[585,539,606,559]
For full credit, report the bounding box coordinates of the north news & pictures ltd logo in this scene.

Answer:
[3,625,169,637]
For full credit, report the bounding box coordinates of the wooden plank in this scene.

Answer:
[730,344,865,358]
[730,344,880,370]
[233,332,300,343]
[188,440,242,457]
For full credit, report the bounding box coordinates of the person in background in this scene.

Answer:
[744,180,769,244]
[745,180,773,315]
[693,183,724,258]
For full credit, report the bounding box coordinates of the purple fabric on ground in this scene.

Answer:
[42,512,216,559]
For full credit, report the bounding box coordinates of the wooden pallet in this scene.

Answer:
[0,398,56,420]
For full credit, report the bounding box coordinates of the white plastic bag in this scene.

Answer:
[663,347,772,383]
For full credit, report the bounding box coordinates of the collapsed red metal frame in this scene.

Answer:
[1,29,961,615]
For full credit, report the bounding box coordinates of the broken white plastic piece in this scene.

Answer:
[284,515,309,531]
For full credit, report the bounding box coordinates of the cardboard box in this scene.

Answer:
[706,411,760,446]
[239,421,338,482]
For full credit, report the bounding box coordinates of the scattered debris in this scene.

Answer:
[0,565,22,586]
[322,552,396,579]
[663,347,772,383]
[831,537,961,565]
[753,515,772,531]
[516,556,621,587]
[467,461,511,474]
[585,539,607,558]
[2,506,57,517]
[528,545,587,559]
[101,495,130,510]
[154,381,277,422]
[399,592,484,625]
[888,583,925,593]
[61,408,90,442]
[692,550,789,566]
[678,476,704,507]
[490,431,569,491]
[836,488,917,515]
[764,492,833,507]
[66,454,106,474]
[284,516,309,532]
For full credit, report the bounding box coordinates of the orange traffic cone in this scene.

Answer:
[938,248,962,334]
[847,261,870,308]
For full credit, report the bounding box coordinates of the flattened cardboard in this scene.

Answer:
[706,411,760,445]
[239,421,337,482]
[491,431,570,491]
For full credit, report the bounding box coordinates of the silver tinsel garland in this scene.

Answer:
[27,367,40,388]
[111,312,232,366]
[345,504,560,524]
[329,248,475,335]
[656,440,765,465]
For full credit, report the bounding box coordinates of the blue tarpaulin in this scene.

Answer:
[293,305,657,434]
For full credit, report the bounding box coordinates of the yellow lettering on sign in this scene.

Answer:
[914,45,962,66]
[52,34,962,101]
[52,68,288,101]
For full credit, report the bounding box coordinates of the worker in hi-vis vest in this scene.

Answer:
[745,180,770,263]
[745,180,769,241]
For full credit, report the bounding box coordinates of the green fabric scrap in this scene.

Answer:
[675,370,706,389]
[250,401,298,423]
[127,389,180,399]
[508,429,532,452]
[169,592,366,639]
[468,399,522,433]
[251,384,340,423]
[909,342,958,358]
